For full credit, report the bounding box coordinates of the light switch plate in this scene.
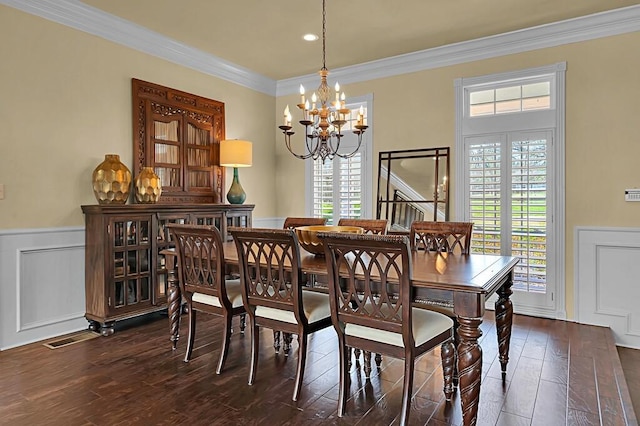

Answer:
[625,189,640,202]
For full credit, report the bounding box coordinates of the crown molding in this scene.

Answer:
[277,5,640,96]
[2,1,638,98]
[0,0,277,95]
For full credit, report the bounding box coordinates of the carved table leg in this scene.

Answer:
[165,254,181,350]
[457,316,483,426]
[273,330,281,353]
[363,351,372,378]
[441,340,456,401]
[240,313,246,334]
[353,348,362,360]
[495,277,514,381]
[283,332,293,356]
[374,353,382,367]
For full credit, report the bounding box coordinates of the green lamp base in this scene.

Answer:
[226,167,246,204]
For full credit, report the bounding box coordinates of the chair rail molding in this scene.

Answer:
[575,226,640,349]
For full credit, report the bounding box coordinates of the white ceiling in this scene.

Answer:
[79,0,639,81]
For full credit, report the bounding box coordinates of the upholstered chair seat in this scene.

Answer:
[192,279,243,308]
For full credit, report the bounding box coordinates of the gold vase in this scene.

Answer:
[134,167,162,203]
[92,154,132,204]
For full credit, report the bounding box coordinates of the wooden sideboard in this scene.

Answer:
[81,203,253,335]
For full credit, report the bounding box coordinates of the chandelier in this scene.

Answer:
[278,0,367,163]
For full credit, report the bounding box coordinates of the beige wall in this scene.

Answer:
[0,6,277,228]
[275,31,640,318]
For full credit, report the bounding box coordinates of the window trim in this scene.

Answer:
[454,62,566,320]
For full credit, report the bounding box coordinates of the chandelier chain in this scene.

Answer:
[322,0,326,70]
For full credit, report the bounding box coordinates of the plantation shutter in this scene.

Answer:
[312,152,362,224]
[468,139,502,255]
[510,135,548,293]
[466,131,550,294]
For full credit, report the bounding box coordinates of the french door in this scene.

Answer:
[464,130,555,310]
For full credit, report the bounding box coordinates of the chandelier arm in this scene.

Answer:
[283,132,314,160]
[332,133,365,159]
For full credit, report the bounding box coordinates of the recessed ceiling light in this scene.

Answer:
[303,33,319,41]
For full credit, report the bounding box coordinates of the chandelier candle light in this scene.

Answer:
[219,139,252,204]
[279,0,367,163]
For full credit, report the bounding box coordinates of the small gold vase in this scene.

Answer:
[92,154,132,204]
[134,167,162,203]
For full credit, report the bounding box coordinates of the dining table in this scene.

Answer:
[163,241,519,426]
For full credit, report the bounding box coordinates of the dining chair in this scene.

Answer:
[318,232,455,425]
[283,216,327,230]
[167,224,246,374]
[275,216,328,352]
[229,227,333,402]
[337,218,388,235]
[410,221,473,254]
[409,220,474,384]
[336,218,388,371]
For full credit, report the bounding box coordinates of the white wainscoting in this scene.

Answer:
[0,227,87,350]
[0,218,283,351]
[575,226,640,349]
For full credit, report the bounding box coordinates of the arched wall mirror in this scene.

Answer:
[376,147,450,232]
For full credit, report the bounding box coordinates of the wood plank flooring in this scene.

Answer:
[0,312,636,426]
[618,346,640,419]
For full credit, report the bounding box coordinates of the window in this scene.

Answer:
[455,63,565,317]
[306,95,373,224]
[469,81,551,117]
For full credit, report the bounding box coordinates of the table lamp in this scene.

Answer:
[219,139,252,204]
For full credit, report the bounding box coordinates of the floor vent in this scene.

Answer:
[43,331,101,349]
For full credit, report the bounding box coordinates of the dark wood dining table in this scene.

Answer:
[163,242,519,426]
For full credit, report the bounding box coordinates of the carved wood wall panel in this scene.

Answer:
[132,79,225,203]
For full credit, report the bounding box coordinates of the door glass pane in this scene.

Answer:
[127,280,137,304]
[187,123,211,146]
[139,249,149,273]
[157,273,167,297]
[467,134,549,294]
[140,221,150,244]
[154,120,179,141]
[127,221,137,245]
[114,222,125,247]
[115,281,125,307]
[468,140,502,255]
[155,166,181,187]
[114,252,125,277]
[140,277,150,301]
[154,143,179,164]
[511,137,548,293]
[187,170,211,188]
[127,251,137,274]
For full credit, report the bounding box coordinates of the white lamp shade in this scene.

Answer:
[220,140,252,167]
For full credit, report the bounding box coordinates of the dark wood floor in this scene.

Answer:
[618,346,640,420]
[0,312,636,426]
